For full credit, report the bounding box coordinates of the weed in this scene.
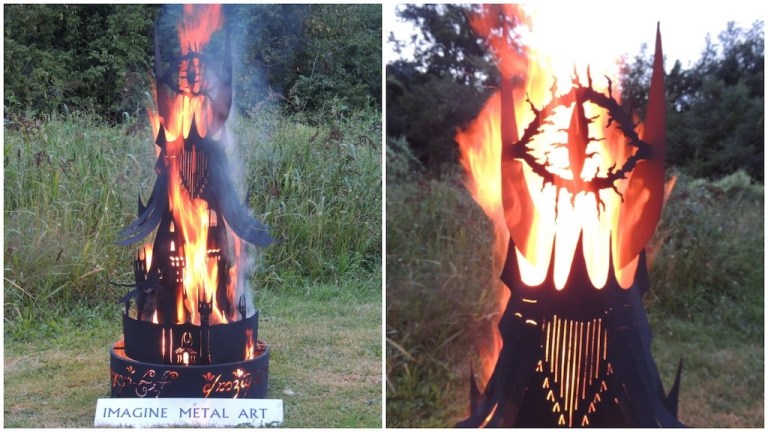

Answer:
[386,143,498,427]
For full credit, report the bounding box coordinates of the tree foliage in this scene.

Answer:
[621,21,764,180]
[4,4,381,121]
[227,4,381,118]
[4,4,157,118]
[386,5,501,175]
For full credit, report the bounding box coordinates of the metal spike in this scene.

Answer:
[665,357,683,418]
[643,22,666,149]
[469,365,480,413]
[156,124,168,149]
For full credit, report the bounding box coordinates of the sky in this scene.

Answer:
[384,2,766,69]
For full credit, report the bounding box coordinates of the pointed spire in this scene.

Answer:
[616,23,667,269]
[468,366,480,413]
[665,357,683,418]
[644,22,666,154]
[155,124,168,150]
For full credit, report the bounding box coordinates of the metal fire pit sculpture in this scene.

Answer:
[110,5,274,399]
[457,25,684,427]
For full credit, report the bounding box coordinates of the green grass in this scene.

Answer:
[386,142,498,427]
[385,145,764,428]
[234,106,382,288]
[4,110,382,427]
[649,312,763,427]
[4,278,381,428]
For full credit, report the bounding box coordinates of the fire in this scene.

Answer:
[149,4,223,141]
[142,245,153,269]
[244,329,255,360]
[457,5,666,387]
[456,94,509,384]
[145,4,238,326]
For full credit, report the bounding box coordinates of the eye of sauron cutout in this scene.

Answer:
[500,34,667,291]
[178,52,207,97]
[511,73,651,216]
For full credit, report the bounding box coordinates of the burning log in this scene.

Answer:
[110,5,273,399]
[456,7,683,427]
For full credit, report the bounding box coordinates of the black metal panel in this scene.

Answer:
[456,236,684,427]
[124,311,260,365]
[111,341,269,399]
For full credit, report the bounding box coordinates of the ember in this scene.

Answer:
[456,5,683,427]
[110,5,273,399]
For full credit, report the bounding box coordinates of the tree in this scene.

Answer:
[4,5,158,118]
[386,4,507,176]
[620,20,764,180]
[226,4,381,119]
[5,5,382,121]
[289,4,382,115]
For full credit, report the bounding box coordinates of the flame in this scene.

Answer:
[244,329,255,360]
[457,5,660,388]
[143,245,153,269]
[148,4,223,141]
[144,5,237,326]
[456,95,509,385]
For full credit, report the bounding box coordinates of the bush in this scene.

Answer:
[647,170,764,339]
[4,5,157,117]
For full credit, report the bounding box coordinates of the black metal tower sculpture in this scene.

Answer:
[457,25,684,427]
[109,5,274,399]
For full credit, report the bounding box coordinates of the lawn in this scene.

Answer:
[4,280,381,428]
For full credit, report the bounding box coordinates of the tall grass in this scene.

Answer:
[234,105,381,290]
[647,170,764,338]
[4,108,381,332]
[386,141,499,427]
[4,113,148,320]
[385,145,764,427]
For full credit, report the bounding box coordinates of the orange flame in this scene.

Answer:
[139,244,153,270]
[149,4,223,141]
[244,329,255,360]
[456,94,509,385]
[457,5,664,388]
[145,5,241,326]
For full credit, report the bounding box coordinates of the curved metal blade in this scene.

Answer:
[616,23,666,270]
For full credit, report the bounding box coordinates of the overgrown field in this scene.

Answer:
[385,145,764,427]
[4,109,382,428]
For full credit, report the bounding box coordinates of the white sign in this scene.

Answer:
[94,398,283,428]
